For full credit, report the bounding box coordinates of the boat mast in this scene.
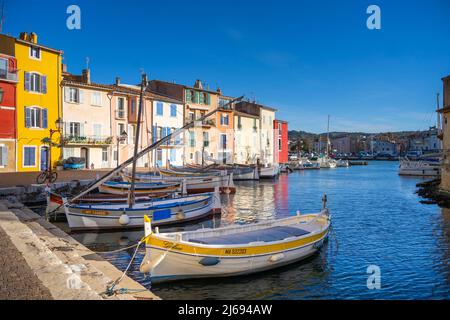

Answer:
[68,95,244,204]
[326,115,330,156]
[128,74,147,208]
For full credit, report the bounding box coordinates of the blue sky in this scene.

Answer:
[3,0,450,133]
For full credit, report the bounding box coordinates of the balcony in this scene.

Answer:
[63,135,113,145]
[0,69,19,82]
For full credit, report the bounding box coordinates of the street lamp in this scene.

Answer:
[47,118,63,182]
[116,130,127,165]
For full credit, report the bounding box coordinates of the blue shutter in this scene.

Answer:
[152,126,157,143]
[170,149,176,162]
[41,75,47,94]
[24,72,30,91]
[1,146,8,166]
[25,107,31,127]
[42,109,48,128]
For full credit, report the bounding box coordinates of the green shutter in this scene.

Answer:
[199,92,204,104]
[185,90,192,102]
[194,91,199,104]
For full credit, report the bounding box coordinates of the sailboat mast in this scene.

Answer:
[326,115,330,156]
[128,74,147,208]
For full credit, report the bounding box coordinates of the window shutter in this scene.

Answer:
[175,128,180,145]
[41,75,47,94]
[206,93,210,105]
[24,72,30,91]
[79,89,84,103]
[1,146,8,166]
[25,107,31,127]
[199,92,204,104]
[185,90,191,102]
[194,91,199,104]
[64,122,70,136]
[64,87,70,102]
[42,109,48,128]
[152,126,157,143]
[80,122,85,137]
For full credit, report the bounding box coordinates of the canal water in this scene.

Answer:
[53,161,450,299]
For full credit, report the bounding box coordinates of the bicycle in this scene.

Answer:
[36,170,58,184]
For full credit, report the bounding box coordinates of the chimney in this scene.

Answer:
[82,69,91,84]
[62,64,67,73]
[29,32,38,44]
[19,32,28,41]
[194,79,203,89]
[216,87,222,95]
[115,77,121,86]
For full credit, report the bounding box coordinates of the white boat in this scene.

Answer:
[259,164,280,179]
[140,202,331,283]
[319,158,337,169]
[398,158,441,177]
[62,190,221,231]
[335,159,349,167]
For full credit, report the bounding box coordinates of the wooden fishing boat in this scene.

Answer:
[121,170,236,194]
[62,190,221,231]
[172,164,259,181]
[140,203,331,283]
[259,164,280,179]
[98,181,181,195]
[46,190,172,215]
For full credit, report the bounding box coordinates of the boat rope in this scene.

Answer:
[102,235,148,297]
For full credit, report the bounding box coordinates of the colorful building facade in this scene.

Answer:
[0,53,17,172]
[62,69,113,169]
[0,32,62,172]
[274,120,288,164]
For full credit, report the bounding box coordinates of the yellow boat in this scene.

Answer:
[140,198,331,283]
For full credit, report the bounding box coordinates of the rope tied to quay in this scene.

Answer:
[101,234,150,298]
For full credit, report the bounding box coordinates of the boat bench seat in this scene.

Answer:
[188,226,310,245]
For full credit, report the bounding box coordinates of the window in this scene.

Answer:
[130,99,136,115]
[279,138,282,151]
[69,122,82,137]
[237,116,242,129]
[189,132,195,147]
[128,125,136,144]
[0,145,8,166]
[189,111,195,121]
[118,123,126,143]
[25,107,47,128]
[25,72,47,94]
[253,119,257,132]
[91,92,102,106]
[190,153,194,160]
[170,104,177,117]
[65,87,81,103]
[278,123,282,135]
[220,134,227,149]
[190,90,195,103]
[93,124,102,139]
[117,98,125,118]
[114,150,118,161]
[23,146,36,167]
[30,46,41,59]
[0,58,7,79]
[157,127,163,140]
[156,102,163,116]
[203,132,209,147]
[102,148,108,162]
[156,149,163,162]
[220,114,229,126]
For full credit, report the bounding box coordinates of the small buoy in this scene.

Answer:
[119,213,130,226]
[296,210,301,216]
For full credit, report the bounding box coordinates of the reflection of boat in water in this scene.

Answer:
[398,157,441,177]
[140,200,331,283]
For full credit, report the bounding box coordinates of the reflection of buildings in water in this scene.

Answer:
[274,174,290,218]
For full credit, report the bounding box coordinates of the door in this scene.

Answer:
[40,147,49,171]
[80,147,89,169]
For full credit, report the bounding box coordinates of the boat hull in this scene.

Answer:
[64,194,219,231]
[259,165,280,179]
[141,212,330,283]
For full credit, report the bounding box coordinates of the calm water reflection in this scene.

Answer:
[69,161,450,299]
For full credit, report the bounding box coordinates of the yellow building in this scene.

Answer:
[0,32,63,172]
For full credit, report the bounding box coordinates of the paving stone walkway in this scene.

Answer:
[0,226,53,300]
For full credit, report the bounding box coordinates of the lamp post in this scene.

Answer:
[47,118,63,182]
[116,130,127,166]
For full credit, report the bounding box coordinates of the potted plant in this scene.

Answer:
[55,160,64,171]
